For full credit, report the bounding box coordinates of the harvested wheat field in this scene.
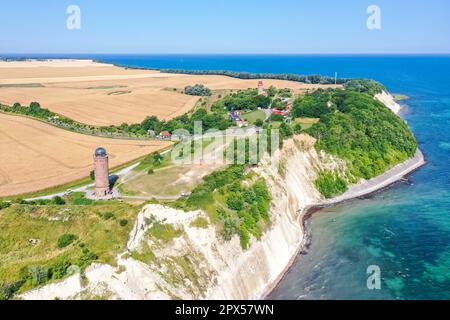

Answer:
[0,59,340,126]
[0,113,170,197]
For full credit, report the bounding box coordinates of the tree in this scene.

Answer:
[0,200,10,210]
[254,119,264,127]
[152,152,163,163]
[141,116,159,131]
[267,86,278,97]
[293,123,302,134]
[29,102,41,113]
[226,193,244,211]
[57,234,78,248]
[90,170,95,180]
[53,196,66,205]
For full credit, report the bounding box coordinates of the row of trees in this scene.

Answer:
[141,108,231,134]
[156,68,350,85]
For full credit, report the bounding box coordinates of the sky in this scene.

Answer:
[1,0,449,54]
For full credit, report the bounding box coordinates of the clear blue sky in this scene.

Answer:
[1,0,449,54]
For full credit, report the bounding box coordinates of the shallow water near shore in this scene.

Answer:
[9,54,450,300]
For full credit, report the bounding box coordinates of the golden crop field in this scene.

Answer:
[0,60,340,126]
[0,113,170,197]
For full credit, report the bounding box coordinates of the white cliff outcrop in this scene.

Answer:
[375,90,402,114]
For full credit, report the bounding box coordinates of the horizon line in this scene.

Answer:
[2,52,450,56]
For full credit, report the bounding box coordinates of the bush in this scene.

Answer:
[147,168,155,175]
[184,84,212,96]
[238,225,250,250]
[270,114,284,122]
[315,171,348,199]
[226,193,244,211]
[254,119,264,127]
[57,234,78,249]
[0,200,10,211]
[49,256,71,280]
[293,123,302,134]
[0,281,23,300]
[101,212,115,220]
[52,196,66,205]
[119,219,129,227]
[189,217,209,229]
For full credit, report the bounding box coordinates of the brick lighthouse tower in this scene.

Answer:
[258,80,265,95]
[93,147,110,197]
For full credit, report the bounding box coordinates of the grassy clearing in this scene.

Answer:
[241,110,265,124]
[120,140,221,199]
[293,117,320,130]
[0,198,141,298]
[120,166,196,198]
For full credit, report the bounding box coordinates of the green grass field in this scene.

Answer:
[121,140,220,199]
[241,110,265,124]
[293,117,320,130]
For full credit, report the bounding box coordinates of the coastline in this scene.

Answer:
[261,95,426,299]
[262,148,426,299]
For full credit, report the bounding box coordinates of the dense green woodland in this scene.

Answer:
[212,89,272,111]
[292,80,417,198]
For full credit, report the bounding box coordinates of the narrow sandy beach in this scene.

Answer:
[323,149,426,206]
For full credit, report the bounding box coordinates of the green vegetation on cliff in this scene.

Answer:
[291,80,417,197]
[0,196,141,300]
[171,165,271,250]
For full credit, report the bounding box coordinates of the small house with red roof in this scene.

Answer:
[159,130,171,140]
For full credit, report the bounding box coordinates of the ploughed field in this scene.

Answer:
[0,60,339,126]
[0,113,170,197]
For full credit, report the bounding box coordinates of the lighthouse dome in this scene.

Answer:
[95,147,107,157]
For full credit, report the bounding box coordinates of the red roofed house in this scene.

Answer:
[159,130,171,140]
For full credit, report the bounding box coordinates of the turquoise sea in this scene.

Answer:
[7,54,450,299]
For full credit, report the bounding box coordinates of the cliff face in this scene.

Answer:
[20,135,335,300]
[20,93,421,300]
